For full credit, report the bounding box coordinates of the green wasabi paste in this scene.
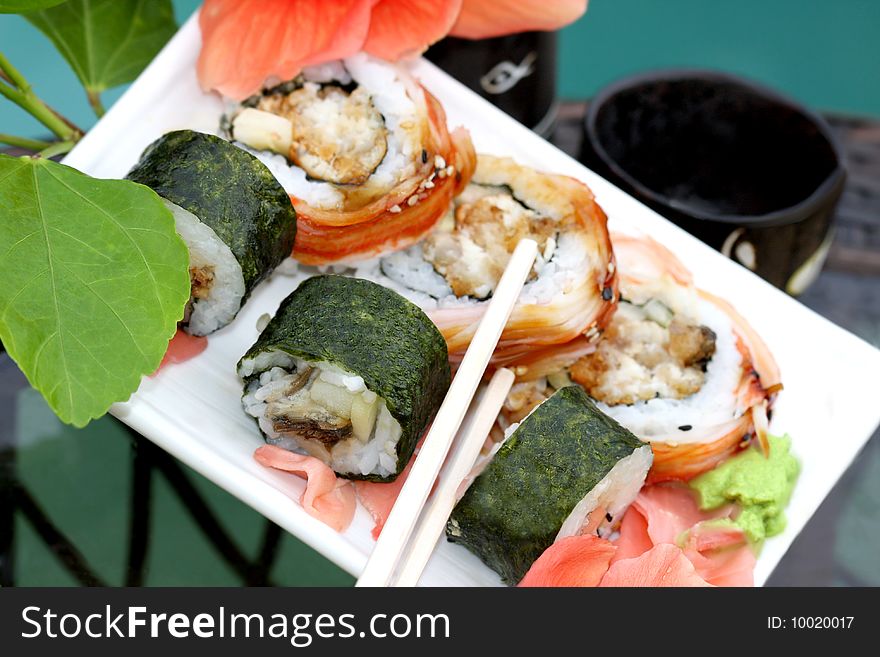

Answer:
[690,434,799,544]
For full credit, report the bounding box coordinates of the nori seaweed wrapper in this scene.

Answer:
[447,386,645,584]
[126,130,296,294]
[240,275,451,482]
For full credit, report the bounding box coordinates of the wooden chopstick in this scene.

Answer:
[356,239,538,587]
[393,366,515,587]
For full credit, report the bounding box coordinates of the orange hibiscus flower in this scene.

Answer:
[198,0,588,99]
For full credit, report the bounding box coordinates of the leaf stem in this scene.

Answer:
[35,140,75,160]
[0,51,30,93]
[0,51,84,142]
[0,133,54,152]
[86,88,106,118]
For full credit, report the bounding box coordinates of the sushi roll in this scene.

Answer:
[225,55,476,264]
[498,234,782,482]
[447,386,652,585]
[127,130,296,336]
[356,155,618,360]
[238,275,450,482]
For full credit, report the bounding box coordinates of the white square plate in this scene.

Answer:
[63,15,880,586]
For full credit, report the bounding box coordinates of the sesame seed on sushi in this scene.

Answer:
[355,155,618,361]
[223,55,475,265]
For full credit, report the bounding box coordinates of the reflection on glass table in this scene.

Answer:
[0,360,353,587]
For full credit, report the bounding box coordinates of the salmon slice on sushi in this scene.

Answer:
[221,55,475,264]
[498,234,781,482]
[356,155,618,361]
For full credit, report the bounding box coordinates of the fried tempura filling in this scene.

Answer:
[570,315,717,405]
[259,84,388,185]
[422,193,556,298]
[189,265,215,300]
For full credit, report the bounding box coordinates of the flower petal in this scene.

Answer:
[197,0,374,100]
[451,0,588,39]
[363,0,463,60]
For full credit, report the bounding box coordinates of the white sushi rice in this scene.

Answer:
[556,444,653,540]
[240,54,421,211]
[164,200,245,336]
[375,243,453,299]
[354,224,588,310]
[239,350,403,478]
[244,147,344,208]
[596,298,743,441]
[301,61,352,85]
[237,349,296,378]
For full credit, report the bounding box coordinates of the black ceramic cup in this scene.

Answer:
[580,70,846,293]
[427,32,558,136]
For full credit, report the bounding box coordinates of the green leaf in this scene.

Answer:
[0,0,67,13]
[0,154,190,426]
[25,0,176,95]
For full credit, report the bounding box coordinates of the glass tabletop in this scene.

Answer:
[2,109,878,587]
[0,356,355,587]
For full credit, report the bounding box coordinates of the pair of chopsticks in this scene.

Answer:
[356,239,538,587]
[393,366,515,586]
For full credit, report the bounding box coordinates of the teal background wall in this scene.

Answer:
[558,0,880,117]
[1,0,878,139]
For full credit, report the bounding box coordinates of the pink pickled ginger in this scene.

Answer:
[614,484,756,587]
[600,544,712,587]
[519,535,616,587]
[254,445,356,532]
[153,329,207,374]
[521,484,757,587]
[353,456,415,540]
